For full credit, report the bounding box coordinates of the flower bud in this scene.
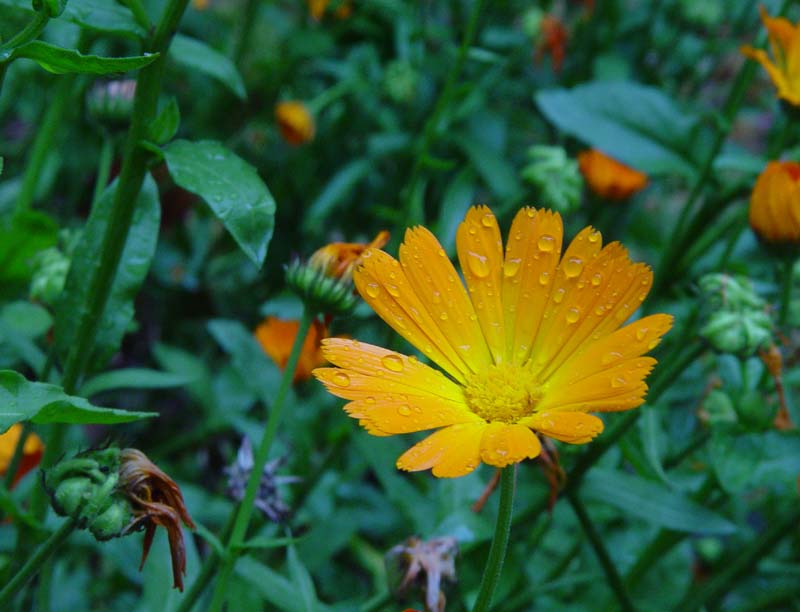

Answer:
[521,145,583,214]
[86,80,137,130]
[275,101,315,145]
[29,246,70,305]
[700,310,773,357]
[698,273,765,312]
[384,61,419,104]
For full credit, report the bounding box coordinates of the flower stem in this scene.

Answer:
[206,306,316,612]
[0,518,76,608]
[567,490,635,612]
[472,465,516,612]
[91,132,115,209]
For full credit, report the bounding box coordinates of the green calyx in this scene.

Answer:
[285,259,358,316]
[521,145,583,215]
[44,448,132,541]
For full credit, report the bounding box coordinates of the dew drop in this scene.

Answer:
[566,306,581,323]
[564,257,583,278]
[481,213,495,227]
[594,305,606,316]
[365,283,380,298]
[539,271,551,285]
[636,327,647,341]
[611,376,626,388]
[397,405,412,416]
[468,225,477,235]
[538,234,556,252]
[432,291,442,304]
[381,354,404,372]
[648,339,659,349]
[439,312,449,321]
[365,396,376,404]
[591,273,602,286]
[386,284,401,297]
[601,351,623,365]
[588,230,600,243]
[467,252,490,278]
[503,258,521,278]
[333,372,351,387]
[553,287,565,303]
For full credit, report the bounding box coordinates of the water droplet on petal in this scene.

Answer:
[481,212,495,227]
[636,327,648,341]
[611,376,626,388]
[601,351,623,365]
[440,312,448,321]
[553,287,565,303]
[538,234,555,252]
[564,257,583,278]
[503,258,521,278]
[333,372,351,387]
[591,273,602,286]
[648,339,659,349]
[467,251,490,278]
[539,271,550,285]
[588,230,600,243]
[566,306,580,323]
[365,283,380,298]
[381,354,404,372]
[397,405,412,416]
[365,396,376,404]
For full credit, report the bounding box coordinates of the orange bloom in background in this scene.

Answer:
[537,15,568,72]
[275,101,315,146]
[0,424,44,487]
[191,0,210,9]
[741,6,800,106]
[749,161,800,243]
[307,0,352,21]
[309,230,390,282]
[314,206,672,478]
[255,316,331,382]
[578,149,648,200]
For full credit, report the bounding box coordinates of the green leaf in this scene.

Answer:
[0,210,58,289]
[54,175,161,373]
[301,159,372,232]
[0,301,52,338]
[63,0,147,39]
[170,34,246,99]
[10,41,158,75]
[152,342,213,408]
[163,140,275,267]
[452,134,522,202]
[236,557,332,612]
[535,81,701,177]
[79,368,195,397]
[147,97,180,145]
[287,543,318,612]
[0,369,156,433]
[437,168,476,256]
[581,468,737,534]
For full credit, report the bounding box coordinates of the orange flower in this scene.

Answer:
[275,101,315,146]
[741,6,800,106]
[578,149,648,200]
[307,0,352,21]
[309,230,390,282]
[537,15,568,72]
[314,206,672,477]
[0,424,44,487]
[749,161,800,243]
[191,0,210,9]
[255,316,330,382]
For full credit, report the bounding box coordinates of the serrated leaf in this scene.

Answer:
[535,81,701,177]
[163,140,275,266]
[11,41,158,75]
[147,97,180,145]
[170,34,246,99]
[54,175,160,373]
[80,368,195,397]
[0,369,156,432]
[581,468,736,534]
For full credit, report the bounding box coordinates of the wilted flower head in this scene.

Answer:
[255,316,331,383]
[45,448,194,591]
[0,424,43,487]
[315,206,672,477]
[309,230,390,283]
[741,6,800,106]
[275,101,315,145]
[749,161,800,244]
[578,149,648,200]
[385,536,458,612]
[224,438,300,522]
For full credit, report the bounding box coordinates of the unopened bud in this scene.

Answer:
[700,310,773,357]
[384,61,419,104]
[87,80,137,130]
[521,145,583,214]
[29,247,69,305]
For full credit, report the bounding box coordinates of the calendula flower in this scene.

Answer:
[749,161,800,243]
[307,0,351,21]
[741,6,800,106]
[275,101,315,145]
[255,316,330,382]
[578,149,648,200]
[314,206,672,477]
[309,230,390,283]
[0,424,43,487]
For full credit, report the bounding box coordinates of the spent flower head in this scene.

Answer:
[314,206,672,477]
[385,536,458,612]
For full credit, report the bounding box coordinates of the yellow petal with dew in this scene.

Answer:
[522,411,604,444]
[479,421,542,467]
[396,422,485,477]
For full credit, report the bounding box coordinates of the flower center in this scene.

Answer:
[463,364,542,423]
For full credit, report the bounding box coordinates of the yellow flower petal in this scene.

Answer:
[398,226,492,373]
[396,423,485,477]
[501,207,563,364]
[480,422,542,467]
[354,249,471,382]
[522,411,604,444]
[456,206,506,364]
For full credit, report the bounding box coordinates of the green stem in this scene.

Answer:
[207,307,316,612]
[567,490,635,612]
[0,518,76,607]
[232,0,259,64]
[15,75,76,213]
[674,506,800,612]
[401,0,482,228]
[779,257,794,326]
[91,133,115,209]
[472,465,516,612]
[0,12,49,52]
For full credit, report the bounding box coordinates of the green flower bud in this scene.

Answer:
[695,537,724,564]
[32,0,67,17]
[736,389,775,430]
[90,500,133,541]
[698,273,765,312]
[700,310,773,357]
[53,476,95,517]
[86,80,137,130]
[701,389,737,425]
[521,145,584,215]
[29,247,70,305]
[285,259,359,316]
[384,60,418,104]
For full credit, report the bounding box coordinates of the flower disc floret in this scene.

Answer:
[463,365,542,423]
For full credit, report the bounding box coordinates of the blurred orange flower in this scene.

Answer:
[537,15,568,72]
[0,424,44,487]
[191,0,210,9]
[255,316,331,382]
[275,101,315,146]
[309,230,390,282]
[315,206,672,477]
[578,149,648,200]
[749,161,800,243]
[741,6,800,106]
[308,0,352,21]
